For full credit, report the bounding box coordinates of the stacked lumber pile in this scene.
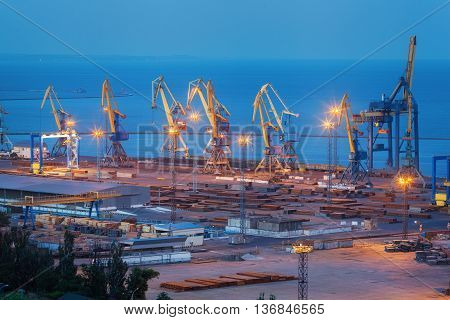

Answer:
[160,272,296,292]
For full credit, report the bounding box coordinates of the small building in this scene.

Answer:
[12,140,50,159]
[118,236,191,265]
[0,173,150,212]
[226,216,352,238]
[226,216,309,238]
[154,222,205,247]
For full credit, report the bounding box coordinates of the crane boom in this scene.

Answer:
[152,76,188,157]
[336,93,356,154]
[332,93,369,185]
[252,83,299,175]
[102,80,126,135]
[40,85,72,132]
[187,79,230,138]
[186,79,232,174]
[100,79,130,167]
[39,84,76,159]
[152,75,186,127]
[404,35,416,95]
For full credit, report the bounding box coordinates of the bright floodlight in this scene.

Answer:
[189,111,201,122]
[396,174,413,188]
[292,240,314,254]
[66,119,75,128]
[329,105,340,116]
[91,128,104,139]
[237,135,251,147]
[321,119,334,130]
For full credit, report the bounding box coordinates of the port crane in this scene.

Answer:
[0,105,13,156]
[356,36,420,179]
[152,76,189,158]
[101,79,130,167]
[187,79,233,174]
[40,85,76,157]
[252,83,299,175]
[333,94,369,185]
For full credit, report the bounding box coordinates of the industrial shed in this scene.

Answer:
[0,173,149,209]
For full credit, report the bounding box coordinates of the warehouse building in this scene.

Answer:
[0,173,149,212]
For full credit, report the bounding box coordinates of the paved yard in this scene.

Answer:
[146,239,449,300]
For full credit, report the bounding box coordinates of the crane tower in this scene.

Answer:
[101,79,131,167]
[252,83,299,175]
[152,76,189,158]
[0,105,13,155]
[332,94,370,185]
[40,85,76,157]
[356,36,420,178]
[187,79,233,174]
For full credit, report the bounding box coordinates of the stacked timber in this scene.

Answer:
[160,272,296,292]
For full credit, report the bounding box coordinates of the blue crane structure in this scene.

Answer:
[354,36,420,176]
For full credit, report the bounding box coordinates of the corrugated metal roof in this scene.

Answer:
[120,236,187,246]
[155,222,203,231]
[0,173,120,195]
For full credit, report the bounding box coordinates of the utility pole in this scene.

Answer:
[91,129,104,181]
[239,161,246,241]
[322,120,334,203]
[193,156,198,193]
[238,134,251,243]
[396,175,413,240]
[170,136,177,224]
[333,125,338,169]
[292,240,313,300]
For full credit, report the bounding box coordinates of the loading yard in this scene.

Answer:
[0,34,448,300]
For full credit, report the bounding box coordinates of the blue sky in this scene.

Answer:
[0,0,449,59]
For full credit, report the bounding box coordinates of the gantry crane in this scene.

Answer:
[252,83,299,175]
[356,36,420,178]
[40,85,76,157]
[152,76,188,158]
[186,79,233,174]
[0,105,12,156]
[101,79,130,167]
[333,94,369,185]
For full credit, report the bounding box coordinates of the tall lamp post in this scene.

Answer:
[188,111,201,193]
[322,119,334,203]
[292,240,314,300]
[237,134,251,243]
[91,128,104,181]
[396,174,413,239]
[329,106,340,168]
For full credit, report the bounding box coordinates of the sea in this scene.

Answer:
[0,55,449,177]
